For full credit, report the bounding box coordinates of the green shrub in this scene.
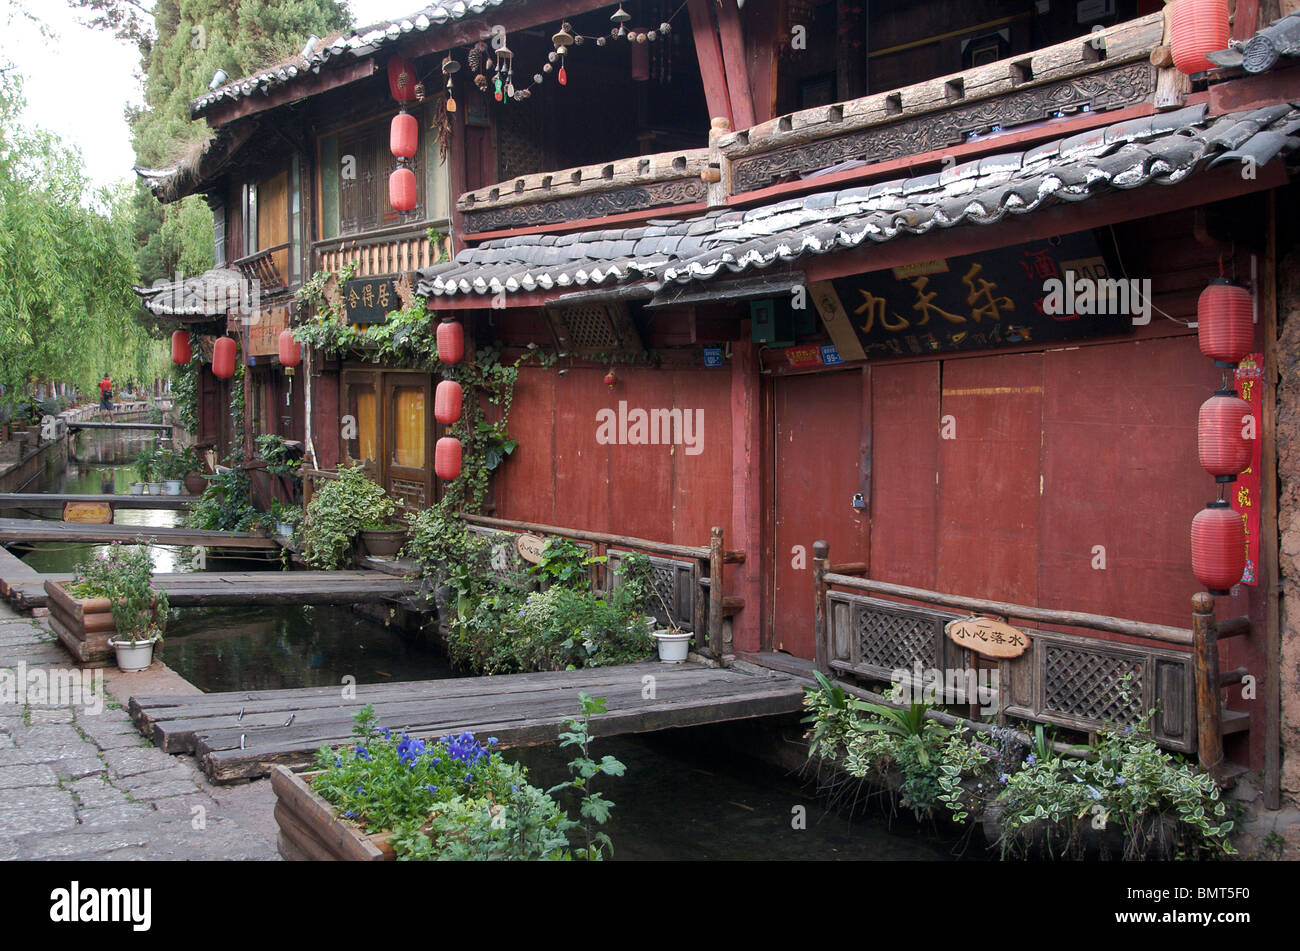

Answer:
[298,464,395,569]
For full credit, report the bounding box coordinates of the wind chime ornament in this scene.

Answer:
[553,22,573,85]
[610,3,630,38]
[442,54,460,113]
[493,37,514,102]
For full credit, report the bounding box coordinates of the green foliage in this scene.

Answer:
[547,693,625,861]
[133,444,159,483]
[254,433,301,478]
[298,463,395,569]
[171,335,200,434]
[184,467,261,532]
[154,445,199,482]
[531,538,602,591]
[69,542,168,646]
[0,74,168,398]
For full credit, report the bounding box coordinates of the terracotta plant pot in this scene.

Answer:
[184,472,207,495]
[271,766,394,861]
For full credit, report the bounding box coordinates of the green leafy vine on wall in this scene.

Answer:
[172,332,200,435]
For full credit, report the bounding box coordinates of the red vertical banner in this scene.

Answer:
[1233,353,1264,586]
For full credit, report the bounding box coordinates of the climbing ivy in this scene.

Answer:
[172,332,200,435]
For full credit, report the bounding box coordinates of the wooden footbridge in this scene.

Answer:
[67,421,173,432]
[0,493,193,511]
[129,662,808,783]
[0,517,276,549]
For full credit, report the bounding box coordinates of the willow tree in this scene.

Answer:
[0,73,166,401]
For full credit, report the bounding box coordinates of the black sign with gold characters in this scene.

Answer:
[342,278,399,325]
[830,230,1135,358]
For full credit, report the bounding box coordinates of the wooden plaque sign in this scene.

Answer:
[945,616,1030,659]
[515,534,547,565]
[63,502,112,524]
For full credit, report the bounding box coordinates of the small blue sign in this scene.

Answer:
[703,347,725,367]
[821,344,844,366]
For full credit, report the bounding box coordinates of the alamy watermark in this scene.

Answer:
[595,402,704,456]
[1042,270,1152,326]
[0,663,104,716]
[890,663,999,716]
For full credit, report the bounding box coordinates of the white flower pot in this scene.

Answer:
[164,480,182,495]
[653,631,691,663]
[129,483,146,496]
[108,638,155,672]
[147,482,163,495]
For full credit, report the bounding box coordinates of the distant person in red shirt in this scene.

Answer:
[98,373,114,422]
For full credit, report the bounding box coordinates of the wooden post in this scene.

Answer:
[708,526,726,659]
[1192,592,1224,781]
[813,540,829,675]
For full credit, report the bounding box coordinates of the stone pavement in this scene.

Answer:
[0,601,279,860]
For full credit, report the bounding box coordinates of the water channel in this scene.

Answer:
[3,428,955,860]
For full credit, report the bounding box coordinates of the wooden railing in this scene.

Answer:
[462,514,745,658]
[314,224,449,279]
[812,541,1250,781]
[234,243,291,295]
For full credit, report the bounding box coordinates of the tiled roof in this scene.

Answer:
[1207,13,1300,73]
[133,269,246,318]
[189,2,508,117]
[416,103,1300,299]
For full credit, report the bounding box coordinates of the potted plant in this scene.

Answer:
[613,552,690,662]
[268,499,301,539]
[50,541,168,670]
[155,446,192,496]
[298,464,398,569]
[132,445,163,495]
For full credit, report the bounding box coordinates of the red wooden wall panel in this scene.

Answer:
[869,362,940,590]
[937,352,1044,606]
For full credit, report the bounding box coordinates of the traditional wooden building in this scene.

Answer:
[136,1,1300,808]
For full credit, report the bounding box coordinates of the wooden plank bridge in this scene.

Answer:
[3,569,416,612]
[67,421,173,432]
[129,663,807,783]
[0,493,193,511]
[0,517,276,549]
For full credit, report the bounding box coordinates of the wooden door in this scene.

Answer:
[771,369,870,657]
[340,369,380,483]
[257,170,289,281]
[383,373,433,512]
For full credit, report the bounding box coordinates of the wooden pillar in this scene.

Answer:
[1192,592,1225,781]
[730,338,762,653]
[708,525,726,658]
[687,0,734,128]
[1262,191,1282,810]
[814,540,829,675]
[714,0,757,130]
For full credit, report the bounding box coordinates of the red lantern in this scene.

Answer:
[171,330,191,365]
[1197,279,1253,364]
[1170,0,1231,75]
[1198,389,1252,480]
[391,111,418,159]
[387,56,418,102]
[435,380,463,424]
[630,38,650,82]
[604,369,618,389]
[212,336,237,380]
[437,319,464,365]
[435,436,463,481]
[1191,500,1245,595]
[278,329,301,371]
[389,166,417,213]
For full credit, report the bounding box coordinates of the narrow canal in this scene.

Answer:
[5,429,957,860]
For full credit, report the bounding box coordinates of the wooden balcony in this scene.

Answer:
[233,243,291,297]
[314,224,450,279]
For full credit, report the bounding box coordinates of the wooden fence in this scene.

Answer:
[812,541,1249,780]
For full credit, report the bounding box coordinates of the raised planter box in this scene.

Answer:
[44,580,116,667]
[271,765,394,861]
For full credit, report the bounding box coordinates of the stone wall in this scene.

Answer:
[1276,245,1300,804]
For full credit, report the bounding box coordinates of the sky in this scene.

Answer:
[0,0,420,192]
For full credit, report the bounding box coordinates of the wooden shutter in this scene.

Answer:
[339,132,378,235]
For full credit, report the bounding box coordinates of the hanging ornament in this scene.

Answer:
[611,3,630,37]
[558,62,567,85]
[1197,278,1253,366]
[596,36,606,47]
[604,368,618,390]
[475,73,488,91]
[1198,389,1253,481]
[534,72,544,84]
[435,380,463,425]
[212,336,237,380]
[414,82,426,102]
[659,21,671,34]
[391,110,419,159]
[389,166,417,212]
[1191,500,1246,595]
[435,436,463,481]
[442,54,460,113]
[437,318,465,365]
[493,39,513,103]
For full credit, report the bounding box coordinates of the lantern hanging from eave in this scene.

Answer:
[171,330,191,365]
[437,318,464,365]
[435,379,463,425]
[388,56,418,102]
[1197,278,1254,365]
[1198,388,1253,481]
[389,165,417,212]
[435,436,463,481]
[391,110,419,159]
[1170,0,1231,76]
[212,336,237,380]
[1191,499,1245,595]
[278,329,301,375]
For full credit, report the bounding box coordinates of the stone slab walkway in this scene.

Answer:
[0,602,278,860]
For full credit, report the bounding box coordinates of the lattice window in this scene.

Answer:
[1041,644,1145,729]
[545,303,643,357]
[607,550,695,631]
[857,608,935,672]
[389,478,426,512]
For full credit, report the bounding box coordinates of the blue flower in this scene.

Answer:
[353,745,371,761]
[1025,754,1037,766]
[379,727,391,739]
[465,773,473,783]
[1085,785,1102,800]
[487,737,498,746]
[1116,777,1126,786]
[999,773,1010,786]
[333,757,342,768]
[426,784,438,794]
[343,810,355,819]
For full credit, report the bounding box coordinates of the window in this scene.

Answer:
[241,158,304,289]
[320,106,451,240]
